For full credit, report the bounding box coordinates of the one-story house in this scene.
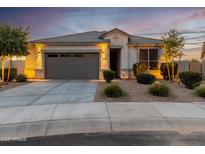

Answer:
[6,28,164,79]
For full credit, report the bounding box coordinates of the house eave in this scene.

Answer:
[28,41,110,46]
[128,43,162,47]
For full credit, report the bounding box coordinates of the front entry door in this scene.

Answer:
[110,49,120,78]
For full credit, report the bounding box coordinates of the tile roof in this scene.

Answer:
[30,31,108,43]
[129,35,162,45]
[30,29,162,45]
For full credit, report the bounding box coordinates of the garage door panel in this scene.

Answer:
[45,53,99,79]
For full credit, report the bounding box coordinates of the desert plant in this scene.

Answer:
[0,68,17,81]
[137,73,156,84]
[194,84,205,98]
[15,74,27,82]
[133,63,148,77]
[104,84,124,98]
[103,70,115,83]
[160,63,178,80]
[149,81,170,97]
[179,71,202,89]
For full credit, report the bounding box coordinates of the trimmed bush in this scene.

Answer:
[179,71,202,89]
[149,81,170,97]
[194,84,205,98]
[0,68,17,81]
[103,70,115,83]
[133,63,148,77]
[15,74,27,82]
[104,84,124,98]
[160,63,178,80]
[137,73,156,84]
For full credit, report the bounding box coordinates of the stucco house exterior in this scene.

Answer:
[22,28,163,79]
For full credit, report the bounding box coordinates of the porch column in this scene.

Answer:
[97,43,109,80]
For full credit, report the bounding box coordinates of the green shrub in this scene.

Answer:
[104,84,124,98]
[133,63,148,77]
[0,68,17,81]
[15,74,27,82]
[194,84,205,98]
[103,70,115,83]
[149,82,170,97]
[137,73,156,84]
[179,71,202,89]
[160,63,178,80]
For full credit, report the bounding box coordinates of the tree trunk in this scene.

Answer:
[7,56,12,83]
[1,56,5,82]
[171,58,175,82]
[166,57,171,81]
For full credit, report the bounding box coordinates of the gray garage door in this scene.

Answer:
[45,53,99,79]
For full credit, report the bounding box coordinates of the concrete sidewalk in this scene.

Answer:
[0,102,205,139]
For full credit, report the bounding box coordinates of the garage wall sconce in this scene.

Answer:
[102,49,106,60]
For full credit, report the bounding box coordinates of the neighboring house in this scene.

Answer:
[11,28,164,79]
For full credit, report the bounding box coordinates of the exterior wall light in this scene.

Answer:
[102,49,106,60]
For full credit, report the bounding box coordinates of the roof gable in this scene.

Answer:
[99,28,131,39]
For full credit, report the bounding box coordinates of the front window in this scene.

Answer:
[139,49,158,70]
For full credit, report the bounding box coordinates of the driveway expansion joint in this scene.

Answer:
[28,80,67,106]
[44,104,58,136]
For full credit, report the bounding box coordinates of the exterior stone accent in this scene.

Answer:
[120,69,129,79]
[128,69,136,79]
[35,69,44,79]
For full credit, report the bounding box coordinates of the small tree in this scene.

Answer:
[0,24,10,82]
[6,26,29,82]
[162,29,185,82]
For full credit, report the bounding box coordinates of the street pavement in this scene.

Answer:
[2,131,205,146]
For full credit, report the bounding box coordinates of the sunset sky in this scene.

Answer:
[0,7,205,60]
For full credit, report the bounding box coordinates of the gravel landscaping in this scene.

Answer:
[95,80,205,102]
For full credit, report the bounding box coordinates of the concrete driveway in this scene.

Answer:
[0,80,97,107]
